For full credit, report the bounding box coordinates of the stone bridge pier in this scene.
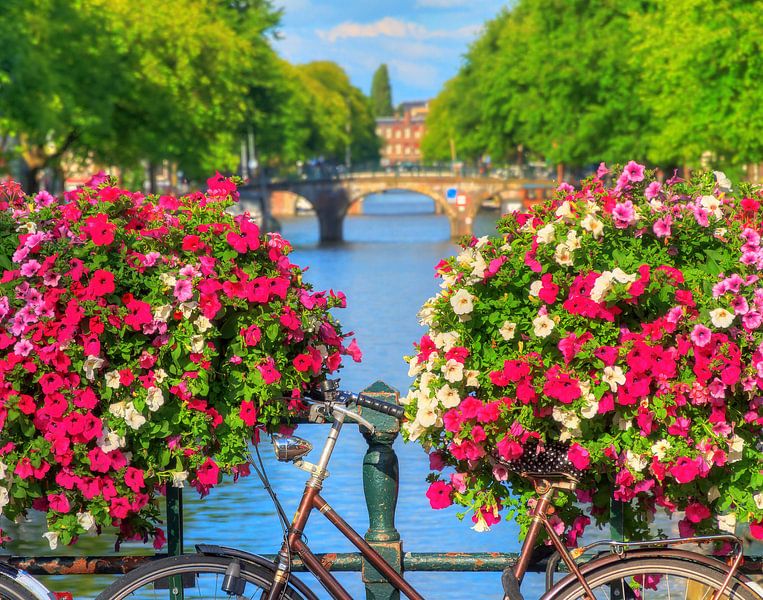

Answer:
[267,174,549,243]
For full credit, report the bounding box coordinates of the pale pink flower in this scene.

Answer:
[13,339,33,356]
[612,200,636,229]
[743,311,762,329]
[731,295,749,315]
[143,252,161,267]
[652,216,672,237]
[173,279,193,302]
[690,324,712,347]
[20,260,41,277]
[623,161,645,182]
[596,162,609,178]
[645,181,662,200]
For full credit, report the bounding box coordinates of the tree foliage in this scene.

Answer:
[0,0,378,188]
[370,64,393,117]
[423,0,763,172]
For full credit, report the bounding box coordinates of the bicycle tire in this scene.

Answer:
[0,576,30,600]
[549,555,759,600]
[94,553,307,600]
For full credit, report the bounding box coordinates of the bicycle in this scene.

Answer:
[0,559,71,600]
[95,379,763,600]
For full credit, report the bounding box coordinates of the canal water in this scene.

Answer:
[5,192,546,599]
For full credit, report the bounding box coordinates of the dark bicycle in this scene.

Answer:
[95,380,763,600]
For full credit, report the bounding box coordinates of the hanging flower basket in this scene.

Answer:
[404,165,763,544]
[0,174,360,549]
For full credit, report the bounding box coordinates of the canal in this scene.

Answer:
[5,191,548,599]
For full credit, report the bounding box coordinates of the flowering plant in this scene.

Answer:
[404,164,763,545]
[0,174,360,549]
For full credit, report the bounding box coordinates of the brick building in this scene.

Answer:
[375,101,429,165]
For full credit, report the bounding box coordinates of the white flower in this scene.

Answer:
[441,359,464,383]
[470,253,487,280]
[580,400,599,419]
[159,272,177,288]
[625,450,648,472]
[566,230,581,251]
[650,439,671,461]
[416,405,438,427]
[0,460,6,480]
[105,370,121,389]
[195,315,212,332]
[709,308,734,328]
[153,304,172,322]
[417,302,436,326]
[407,359,424,377]
[498,321,516,341]
[83,355,105,381]
[419,372,436,391]
[432,331,459,351]
[555,201,574,221]
[403,418,426,442]
[190,335,205,353]
[0,486,9,512]
[97,428,125,453]
[465,369,480,388]
[471,517,491,533]
[536,224,555,244]
[754,492,763,510]
[124,402,147,430]
[602,366,626,391]
[450,289,475,315]
[436,384,461,408]
[179,301,198,318]
[456,247,476,268]
[43,531,59,550]
[717,513,736,533]
[700,195,722,218]
[76,511,96,532]
[171,471,189,488]
[146,387,165,411]
[581,214,604,238]
[108,401,126,418]
[612,268,637,284]
[154,368,168,384]
[713,171,733,193]
[553,243,574,266]
[727,435,744,462]
[529,280,543,297]
[475,235,490,249]
[532,314,554,338]
[590,272,614,303]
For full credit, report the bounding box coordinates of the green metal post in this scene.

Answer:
[359,381,402,600]
[609,496,626,600]
[166,486,184,600]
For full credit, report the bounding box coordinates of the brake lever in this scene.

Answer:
[330,404,376,434]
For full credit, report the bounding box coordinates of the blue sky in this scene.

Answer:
[273,0,507,103]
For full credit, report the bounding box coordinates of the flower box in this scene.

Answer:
[404,165,763,544]
[0,174,359,548]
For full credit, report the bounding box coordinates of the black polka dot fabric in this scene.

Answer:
[498,440,584,480]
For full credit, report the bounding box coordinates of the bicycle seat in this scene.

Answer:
[496,440,583,485]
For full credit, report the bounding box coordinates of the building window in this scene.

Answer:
[395,144,402,155]
[414,129,421,139]
[404,146,411,155]
[386,128,392,139]
[404,128,411,139]
[394,129,401,139]
[376,128,382,136]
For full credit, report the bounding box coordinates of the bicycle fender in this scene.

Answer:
[195,543,321,600]
[0,563,55,600]
[539,547,763,600]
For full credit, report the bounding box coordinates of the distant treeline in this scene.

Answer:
[423,0,763,177]
[0,0,380,190]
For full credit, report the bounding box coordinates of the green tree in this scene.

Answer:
[370,64,393,117]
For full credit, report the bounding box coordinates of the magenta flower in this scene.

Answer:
[173,279,193,302]
[612,200,636,228]
[13,339,33,356]
[743,311,762,329]
[623,161,646,182]
[690,324,712,347]
[596,162,609,178]
[20,260,41,277]
[425,480,453,510]
[644,181,662,200]
[731,295,749,315]
[652,216,672,237]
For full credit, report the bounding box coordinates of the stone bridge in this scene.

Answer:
[266,173,555,242]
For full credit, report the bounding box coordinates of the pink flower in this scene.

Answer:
[345,339,362,362]
[690,325,712,347]
[612,200,636,229]
[20,260,41,277]
[644,181,662,200]
[567,443,590,470]
[652,216,672,238]
[429,452,446,471]
[623,161,645,182]
[425,481,453,509]
[196,458,220,486]
[174,279,193,302]
[684,502,711,523]
[257,358,281,385]
[670,456,699,483]
[743,311,762,329]
[13,339,33,357]
[596,162,609,178]
[47,493,70,513]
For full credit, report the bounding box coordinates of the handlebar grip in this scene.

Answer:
[356,394,405,420]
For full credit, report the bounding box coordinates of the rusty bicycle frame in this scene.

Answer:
[263,390,751,600]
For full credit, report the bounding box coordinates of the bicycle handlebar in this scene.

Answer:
[354,393,405,420]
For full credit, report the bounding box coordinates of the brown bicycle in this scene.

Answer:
[96,380,763,600]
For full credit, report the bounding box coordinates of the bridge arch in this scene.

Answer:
[347,184,446,216]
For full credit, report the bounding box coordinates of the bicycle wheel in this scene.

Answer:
[550,556,759,600]
[94,554,308,600]
[0,577,30,600]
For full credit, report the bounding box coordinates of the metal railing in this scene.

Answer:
[5,381,762,600]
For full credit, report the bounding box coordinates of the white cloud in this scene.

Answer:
[317,17,480,43]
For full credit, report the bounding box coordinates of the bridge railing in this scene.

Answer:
[265,161,555,184]
[6,381,761,600]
